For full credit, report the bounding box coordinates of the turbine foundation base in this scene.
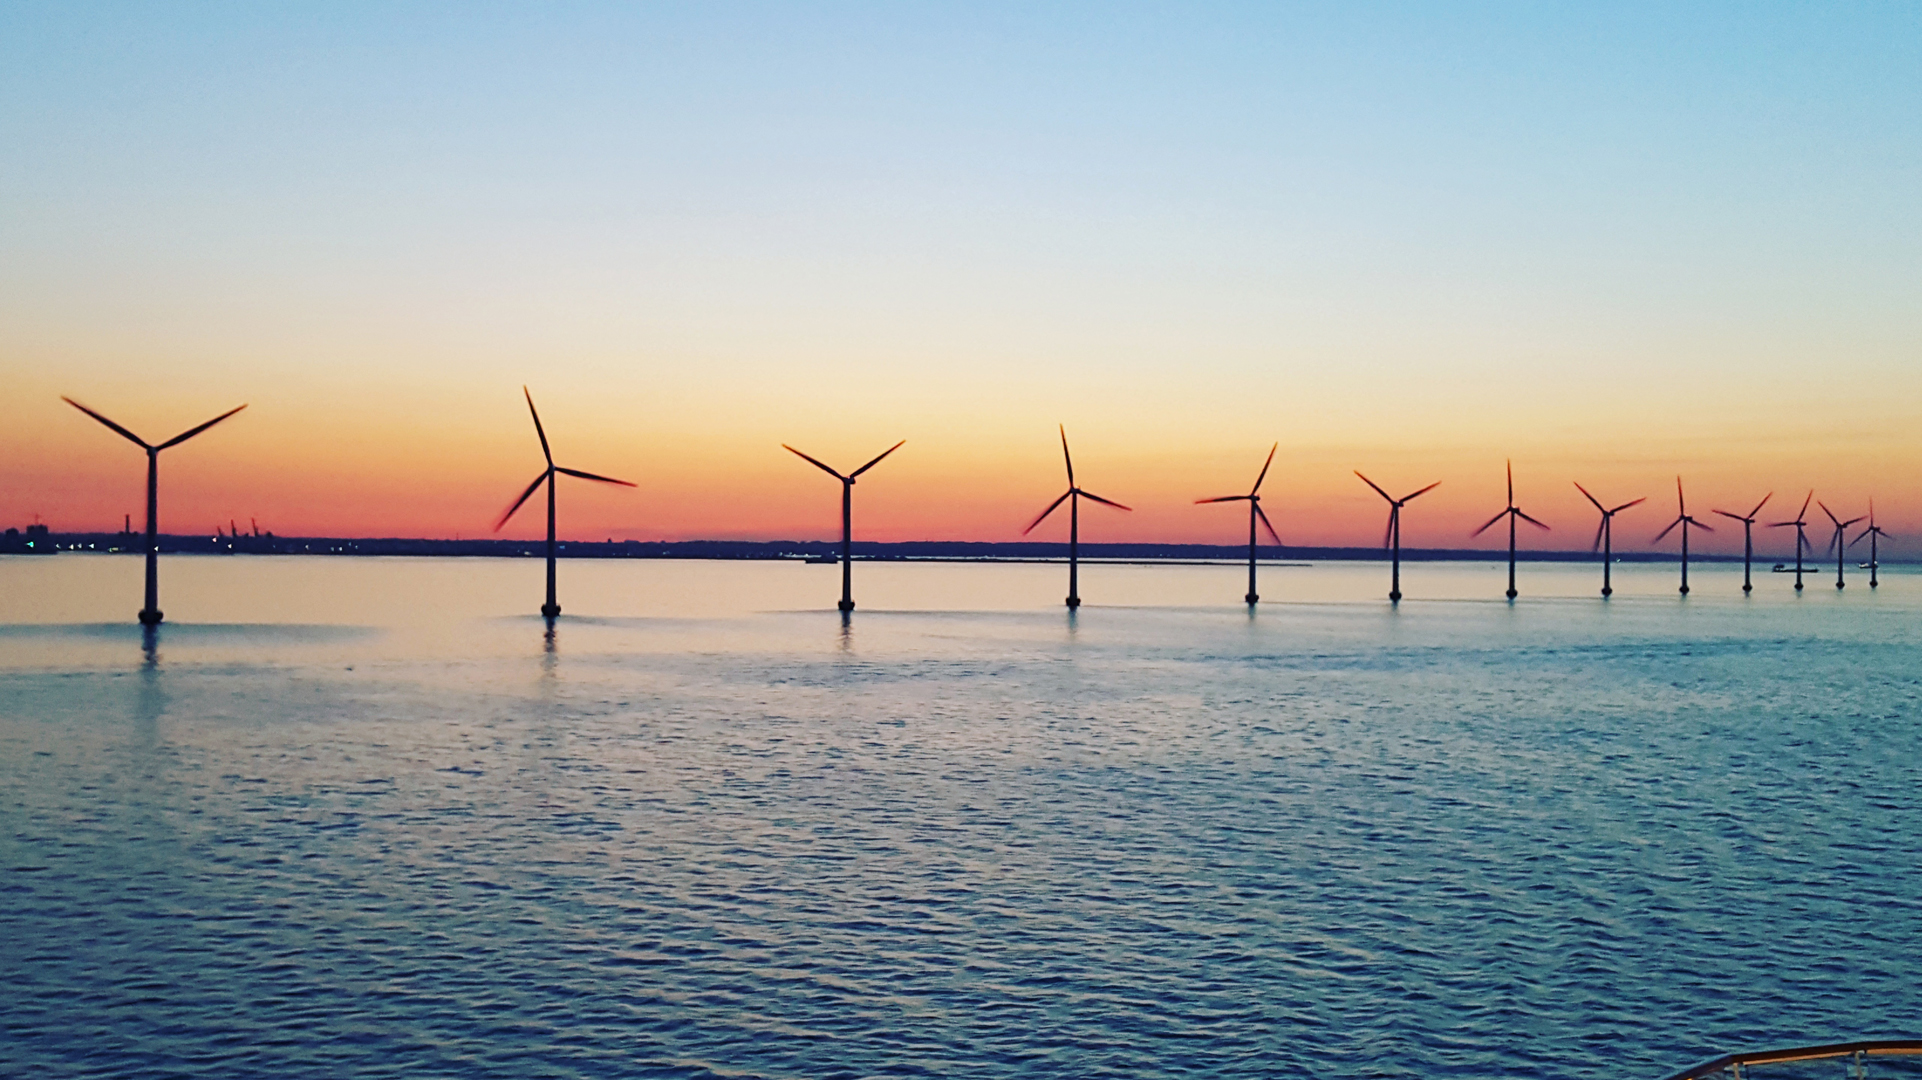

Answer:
[541,603,561,618]
[1388,591,1401,602]
[1065,596,1080,609]
[1505,589,1518,600]
[838,599,855,612]
[1244,593,1259,605]
[138,609,163,626]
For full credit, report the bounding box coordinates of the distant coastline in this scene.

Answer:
[0,529,1863,565]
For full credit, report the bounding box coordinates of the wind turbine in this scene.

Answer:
[494,387,635,619]
[1710,492,1771,593]
[1652,477,1713,595]
[1818,501,1867,591]
[63,396,247,626]
[1025,425,1130,608]
[1471,460,1549,599]
[1849,500,1890,589]
[1197,444,1284,604]
[783,439,905,612]
[1573,482,1644,597]
[1769,492,1815,592]
[1355,472,1440,602]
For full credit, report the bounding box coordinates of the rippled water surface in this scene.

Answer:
[3,555,1920,1078]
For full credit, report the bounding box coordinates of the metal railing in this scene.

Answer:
[1664,1040,1922,1080]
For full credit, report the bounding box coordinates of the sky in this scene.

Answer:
[2,3,1917,554]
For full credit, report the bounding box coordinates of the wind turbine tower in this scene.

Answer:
[1355,472,1440,602]
[1197,444,1284,604]
[63,396,247,626]
[1770,492,1815,592]
[1025,426,1130,608]
[1818,501,1866,591]
[1653,477,1713,595]
[1471,461,1549,599]
[494,387,635,619]
[1849,501,1890,589]
[1710,492,1772,593]
[1574,482,1643,597]
[783,440,905,612]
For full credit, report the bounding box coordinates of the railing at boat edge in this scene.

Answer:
[1664,1040,1922,1080]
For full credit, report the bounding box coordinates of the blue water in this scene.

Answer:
[2,556,1919,1078]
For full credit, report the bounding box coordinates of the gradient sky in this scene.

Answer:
[3,3,1917,555]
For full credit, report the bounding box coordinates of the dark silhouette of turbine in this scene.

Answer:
[783,439,905,612]
[63,396,247,625]
[1573,482,1644,598]
[1355,472,1440,602]
[1471,460,1549,599]
[1197,444,1283,604]
[1653,477,1713,595]
[494,387,635,619]
[1849,500,1890,589]
[1769,491,1815,592]
[1025,426,1130,609]
[1818,501,1867,591]
[1710,492,1772,594]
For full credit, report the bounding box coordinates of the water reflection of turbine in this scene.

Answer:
[1356,472,1440,603]
[1574,482,1643,598]
[1471,461,1549,600]
[63,396,247,625]
[1849,500,1890,589]
[1817,501,1867,591]
[1711,492,1772,594]
[1653,478,1713,596]
[1197,444,1283,605]
[783,440,904,612]
[494,387,635,620]
[1025,426,1130,609]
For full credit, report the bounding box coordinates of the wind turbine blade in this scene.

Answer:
[523,387,553,466]
[1768,520,1796,529]
[1195,495,1249,504]
[1818,501,1840,528]
[1250,443,1277,495]
[1059,425,1074,486]
[556,466,637,487]
[1841,515,1866,528]
[494,471,550,531]
[1383,511,1396,550]
[1675,476,1686,515]
[1506,459,1513,507]
[1711,509,1747,522]
[783,444,847,481]
[1591,520,1605,554]
[1653,518,1681,543]
[1611,498,1646,514]
[1354,471,1393,502]
[1798,490,1813,520]
[156,404,248,449]
[1687,518,1714,532]
[1471,509,1508,538]
[1849,528,1870,549]
[1401,481,1441,502]
[1256,502,1283,546]
[849,439,906,478]
[62,397,152,450]
[1022,490,1072,535]
[1078,490,1131,511]
[1516,510,1550,531]
[1748,492,1773,519]
[1573,481,1605,513]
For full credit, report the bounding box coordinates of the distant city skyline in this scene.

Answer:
[3,5,1916,553]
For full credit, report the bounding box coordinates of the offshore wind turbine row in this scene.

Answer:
[55,391,1894,624]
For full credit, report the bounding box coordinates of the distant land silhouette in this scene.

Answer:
[4,527,1851,564]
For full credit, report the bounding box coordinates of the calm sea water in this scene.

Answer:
[3,554,1919,1079]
